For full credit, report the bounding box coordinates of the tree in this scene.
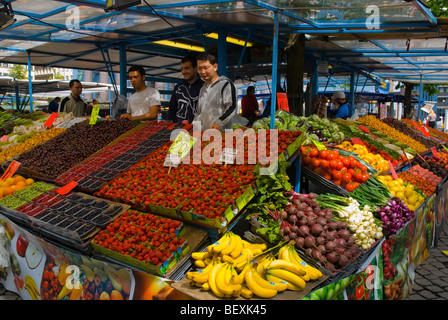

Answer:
[425,0,448,17]
[8,64,28,79]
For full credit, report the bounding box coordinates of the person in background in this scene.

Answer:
[329,90,349,120]
[194,52,237,131]
[60,80,86,116]
[120,66,161,121]
[48,97,60,113]
[241,85,260,125]
[168,54,204,123]
[427,109,437,128]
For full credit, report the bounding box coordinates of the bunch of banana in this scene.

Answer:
[264,259,307,291]
[190,232,267,272]
[278,242,323,281]
[25,275,40,300]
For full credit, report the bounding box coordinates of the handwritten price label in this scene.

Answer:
[57,181,78,195]
[431,147,440,159]
[351,138,364,146]
[89,104,101,125]
[1,160,21,181]
[388,160,398,180]
[358,125,370,133]
[44,112,59,128]
[312,139,326,151]
[168,130,196,159]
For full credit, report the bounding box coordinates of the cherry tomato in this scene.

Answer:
[335,160,344,170]
[329,159,338,169]
[342,172,352,183]
[309,148,319,158]
[311,158,321,168]
[345,182,356,192]
[333,170,342,180]
[319,149,328,159]
[320,159,329,169]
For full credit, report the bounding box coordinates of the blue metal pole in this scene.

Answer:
[119,44,127,96]
[419,74,423,121]
[27,52,33,113]
[270,11,279,130]
[217,27,227,77]
[349,69,355,117]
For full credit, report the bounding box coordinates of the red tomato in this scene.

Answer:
[342,172,352,183]
[327,152,336,161]
[320,159,329,169]
[303,156,312,167]
[333,170,342,180]
[311,158,321,168]
[329,159,338,169]
[319,149,329,159]
[354,172,364,182]
[333,179,342,186]
[345,182,356,192]
[309,148,319,158]
[360,165,368,172]
[335,160,344,170]
[342,157,351,168]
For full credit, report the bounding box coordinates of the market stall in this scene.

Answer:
[0,108,447,301]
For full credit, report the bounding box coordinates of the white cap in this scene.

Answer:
[332,91,345,100]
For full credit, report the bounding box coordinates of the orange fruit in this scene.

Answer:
[25,178,34,186]
[4,177,14,187]
[14,181,27,190]
[3,186,14,196]
[110,290,123,300]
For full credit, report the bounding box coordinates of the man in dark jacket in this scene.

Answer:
[168,54,204,123]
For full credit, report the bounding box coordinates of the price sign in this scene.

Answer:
[358,125,370,133]
[277,93,290,112]
[220,148,237,165]
[351,138,364,146]
[164,153,181,168]
[388,160,398,180]
[57,181,78,195]
[1,160,21,181]
[0,135,8,142]
[421,126,430,137]
[44,112,59,128]
[349,125,357,133]
[89,104,101,125]
[312,139,326,151]
[168,130,196,159]
[431,147,440,159]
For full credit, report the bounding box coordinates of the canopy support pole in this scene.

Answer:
[27,51,33,113]
[349,69,355,117]
[119,44,127,97]
[270,11,279,130]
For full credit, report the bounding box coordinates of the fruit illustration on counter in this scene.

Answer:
[16,234,29,257]
[25,242,43,269]
[42,256,133,300]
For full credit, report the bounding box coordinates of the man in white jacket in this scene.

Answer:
[194,53,238,132]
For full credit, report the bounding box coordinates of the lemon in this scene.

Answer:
[396,191,405,200]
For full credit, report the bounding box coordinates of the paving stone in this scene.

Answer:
[425,285,445,293]
[419,290,438,300]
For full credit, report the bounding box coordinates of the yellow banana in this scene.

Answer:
[221,254,236,263]
[214,263,237,297]
[225,263,242,297]
[191,251,211,260]
[278,244,288,260]
[234,247,251,270]
[242,240,267,251]
[25,276,40,300]
[208,262,225,298]
[244,265,278,299]
[221,233,238,256]
[240,285,253,299]
[230,234,243,259]
[208,233,231,253]
[253,268,287,292]
[266,268,306,290]
[201,282,210,291]
[231,261,250,285]
[266,259,307,277]
[190,260,217,284]
[265,273,302,291]
[194,259,208,268]
[287,245,322,280]
[279,247,311,281]
[255,254,275,273]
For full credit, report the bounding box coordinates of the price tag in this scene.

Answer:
[168,130,196,159]
[358,125,370,133]
[57,181,78,195]
[220,148,237,165]
[443,145,448,153]
[164,153,181,168]
[89,104,101,125]
[351,138,364,146]
[431,147,440,159]
[44,112,59,128]
[1,160,21,181]
[349,125,357,133]
[277,93,290,112]
[421,126,430,137]
[0,135,8,142]
[412,120,420,129]
[312,139,326,151]
[388,160,398,180]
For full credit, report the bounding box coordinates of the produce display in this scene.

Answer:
[301,145,371,192]
[316,194,383,250]
[56,121,178,191]
[187,233,322,299]
[335,140,389,173]
[0,127,66,164]
[375,197,414,237]
[401,118,448,143]
[381,117,438,150]
[357,115,427,153]
[92,209,187,273]
[376,175,425,211]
